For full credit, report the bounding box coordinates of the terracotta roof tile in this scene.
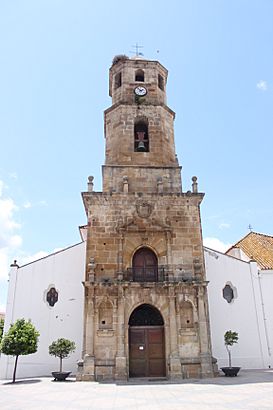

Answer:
[226,232,273,269]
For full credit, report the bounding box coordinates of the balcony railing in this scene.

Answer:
[124,266,167,282]
[123,266,198,283]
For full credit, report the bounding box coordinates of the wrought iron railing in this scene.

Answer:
[124,266,168,282]
[123,266,198,283]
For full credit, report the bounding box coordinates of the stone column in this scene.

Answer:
[115,286,127,380]
[117,234,124,280]
[79,287,95,381]
[166,231,174,280]
[168,287,182,379]
[197,285,214,377]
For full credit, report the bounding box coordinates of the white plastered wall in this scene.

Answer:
[205,247,273,369]
[0,241,86,379]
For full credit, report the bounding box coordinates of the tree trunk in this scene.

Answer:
[13,355,19,383]
[60,357,63,373]
[225,345,232,367]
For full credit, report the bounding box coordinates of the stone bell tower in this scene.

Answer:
[77,55,216,381]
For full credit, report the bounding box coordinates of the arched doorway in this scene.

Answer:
[129,304,166,377]
[132,247,158,282]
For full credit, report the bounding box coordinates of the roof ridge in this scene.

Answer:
[18,241,85,269]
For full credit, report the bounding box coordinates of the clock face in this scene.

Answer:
[134,86,147,96]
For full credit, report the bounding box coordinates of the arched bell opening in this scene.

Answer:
[129,304,166,378]
[135,69,145,82]
[132,247,158,282]
[134,120,149,152]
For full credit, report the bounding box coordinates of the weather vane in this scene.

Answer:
[248,224,253,232]
[131,43,144,57]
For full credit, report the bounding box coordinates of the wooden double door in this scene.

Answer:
[129,326,166,377]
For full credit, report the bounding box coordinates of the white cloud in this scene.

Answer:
[0,304,6,314]
[9,172,18,180]
[0,179,22,280]
[203,237,232,253]
[219,223,230,230]
[23,200,47,209]
[20,251,49,266]
[256,80,268,91]
[0,181,4,197]
[23,201,32,209]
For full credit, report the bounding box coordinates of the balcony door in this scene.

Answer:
[132,247,158,282]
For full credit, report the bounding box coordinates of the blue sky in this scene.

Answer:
[0,0,272,311]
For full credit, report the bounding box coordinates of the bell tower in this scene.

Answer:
[103,56,181,193]
[78,55,216,382]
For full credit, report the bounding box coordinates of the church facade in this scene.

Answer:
[78,56,215,381]
[1,56,273,382]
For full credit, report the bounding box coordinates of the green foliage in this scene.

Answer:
[224,330,239,347]
[224,330,239,367]
[49,338,75,373]
[49,338,75,359]
[0,318,39,383]
[0,318,4,342]
[0,318,39,356]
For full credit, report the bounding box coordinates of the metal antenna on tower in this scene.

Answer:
[130,43,144,56]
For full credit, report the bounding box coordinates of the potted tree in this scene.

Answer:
[49,338,75,381]
[221,330,240,376]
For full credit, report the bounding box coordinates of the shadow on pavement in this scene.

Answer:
[3,379,42,385]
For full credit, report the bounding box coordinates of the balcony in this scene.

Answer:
[123,266,200,284]
[124,266,167,282]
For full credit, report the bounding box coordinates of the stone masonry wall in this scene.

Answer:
[104,104,176,166]
[83,192,205,282]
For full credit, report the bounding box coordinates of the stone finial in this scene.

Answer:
[123,176,129,193]
[157,176,163,193]
[192,176,198,193]
[88,176,94,192]
[10,260,19,268]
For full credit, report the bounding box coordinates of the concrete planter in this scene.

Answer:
[220,367,241,377]
[52,371,71,381]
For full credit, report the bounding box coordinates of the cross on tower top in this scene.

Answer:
[131,43,144,56]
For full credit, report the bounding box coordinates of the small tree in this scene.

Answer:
[224,330,239,367]
[0,318,4,343]
[0,319,39,383]
[49,338,75,372]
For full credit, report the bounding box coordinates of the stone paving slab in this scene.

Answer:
[1,370,273,410]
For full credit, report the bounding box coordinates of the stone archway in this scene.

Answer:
[129,304,166,378]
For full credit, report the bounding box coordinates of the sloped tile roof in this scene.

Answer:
[226,232,273,269]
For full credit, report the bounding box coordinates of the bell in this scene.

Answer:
[137,141,146,151]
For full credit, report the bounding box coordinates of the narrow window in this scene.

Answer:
[135,69,144,82]
[134,120,149,152]
[114,72,122,89]
[158,74,164,91]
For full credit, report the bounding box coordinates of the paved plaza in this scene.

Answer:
[1,370,273,410]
